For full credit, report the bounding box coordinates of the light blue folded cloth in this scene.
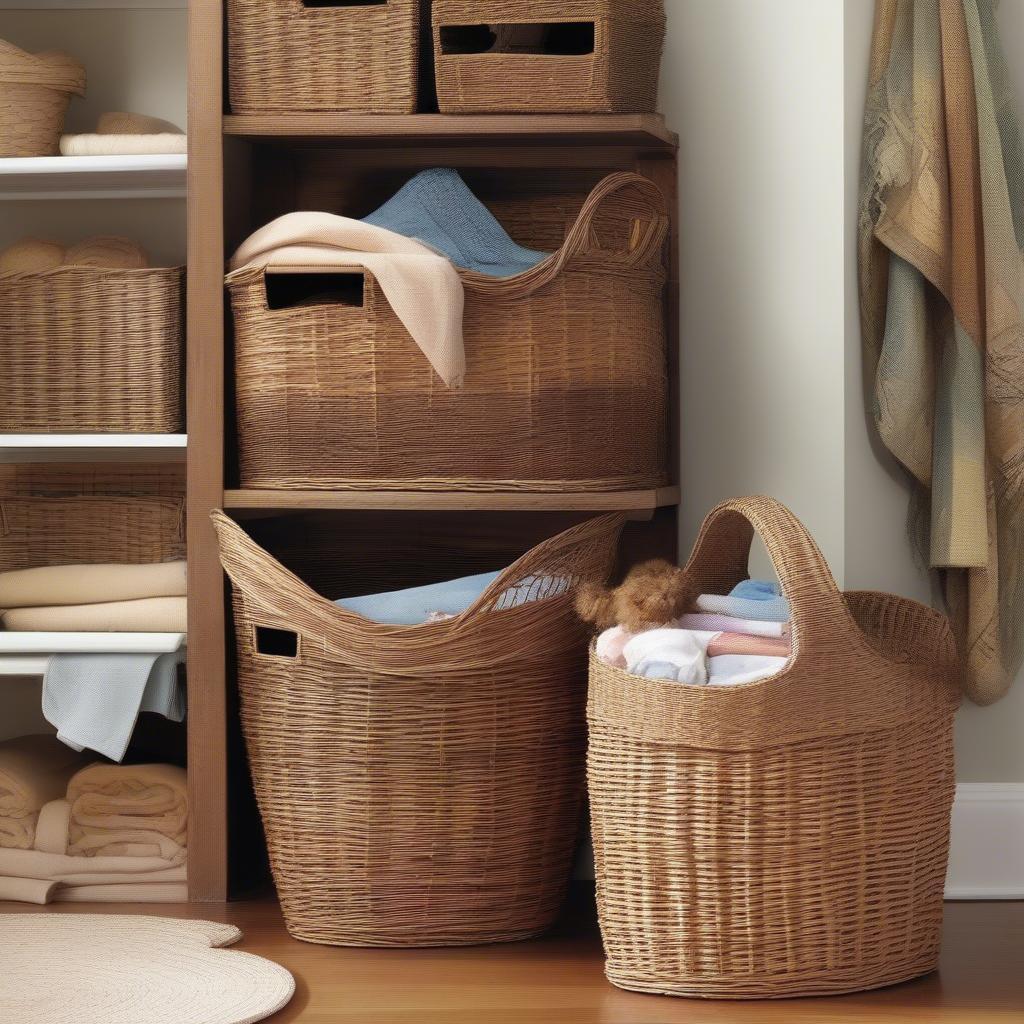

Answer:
[336,570,568,626]
[363,168,550,278]
[42,649,186,763]
[695,579,791,623]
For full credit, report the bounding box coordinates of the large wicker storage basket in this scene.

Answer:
[0,40,85,157]
[587,497,961,999]
[0,266,183,433]
[211,510,624,947]
[227,0,419,114]
[433,1,665,114]
[226,172,669,492]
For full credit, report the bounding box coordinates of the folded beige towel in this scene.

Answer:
[0,239,65,275]
[60,133,187,156]
[97,111,182,135]
[229,213,466,387]
[68,763,187,864]
[0,876,58,905]
[64,236,148,270]
[0,737,93,850]
[2,596,187,632]
[55,882,188,903]
[33,799,71,855]
[0,846,184,882]
[0,561,186,610]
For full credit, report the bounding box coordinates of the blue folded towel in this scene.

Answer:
[336,570,568,626]
[363,168,550,278]
[695,579,791,623]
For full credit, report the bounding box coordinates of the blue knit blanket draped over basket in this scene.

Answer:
[363,168,550,278]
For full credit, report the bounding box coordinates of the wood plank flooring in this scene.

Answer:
[3,898,1021,1022]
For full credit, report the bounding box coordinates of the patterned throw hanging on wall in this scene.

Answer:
[859,0,1024,704]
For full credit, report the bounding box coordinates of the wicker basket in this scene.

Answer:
[211,510,624,947]
[227,0,419,114]
[0,40,86,157]
[433,1,665,113]
[587,496,961,999]
[0,266,184,433]
[227,172,669,492]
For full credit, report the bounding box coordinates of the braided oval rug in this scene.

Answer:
[0,915,294,1024]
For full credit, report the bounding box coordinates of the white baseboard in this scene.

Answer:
[945,784,1024,900]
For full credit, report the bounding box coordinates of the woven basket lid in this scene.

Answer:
[0,38,86,95]
[0,914,295,1024]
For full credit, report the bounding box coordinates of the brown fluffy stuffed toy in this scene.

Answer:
[575,559,696,633]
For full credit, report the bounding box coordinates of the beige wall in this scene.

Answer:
[666,0,1024,783]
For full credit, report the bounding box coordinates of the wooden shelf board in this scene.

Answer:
[223,113,678,149]
[223,486,680,514]
[0,434,187,463]
[0,154,187,200]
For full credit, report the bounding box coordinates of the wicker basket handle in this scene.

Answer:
[683,496,869,658]
[461,172,668,299]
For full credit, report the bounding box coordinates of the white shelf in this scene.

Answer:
[0,632,185,677]
[0,1,185,9]
[0,154,186,201]
[0,434,187,463]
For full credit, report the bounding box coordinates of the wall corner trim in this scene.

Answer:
[945,784,1024,900]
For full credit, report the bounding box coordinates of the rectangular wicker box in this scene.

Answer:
[433,0,665,113]
[227,0,419,114]
[0,266,183,433]
[226,173,670,492]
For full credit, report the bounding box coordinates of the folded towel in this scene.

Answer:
[230,213,466,387]
[706,633,792,659]
[708,654,789,687]
[56,882,188,903]
[0,737,92,850]
[67,763,187,863]
[623,629,719,684]
[677,613,789,639]
[0,876,58,905]
[363,168,549,278]
[60,134,187,156]
[4,596,187,632]
[0,846,186,884]
[695,586,791,623]
[0,561,186,610]
[337,571,567,626]
[0,238,65,274]
[43,650,185,762]
[33,799,71,855]
[63,236,148,270]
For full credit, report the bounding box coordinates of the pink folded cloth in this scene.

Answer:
[677,614,789,639]
[707,633,792,659]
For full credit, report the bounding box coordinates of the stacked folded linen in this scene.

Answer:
[0,561,186,632]
[0,736,92,850]
[60,110,186,156]
[0,761,188,904]
[67,763,187,866]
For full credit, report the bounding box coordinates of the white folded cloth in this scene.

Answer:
[623,629,718,684]
[707,654,789,687]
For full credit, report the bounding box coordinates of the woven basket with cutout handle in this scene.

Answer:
[588,495,961,999]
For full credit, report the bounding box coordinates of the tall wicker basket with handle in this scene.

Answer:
[587,496,961,999]
[212,510,624,948]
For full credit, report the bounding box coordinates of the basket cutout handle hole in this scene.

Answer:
[254,627,299,659]
[265,272,365,311]
[440,22,596,57]
[302,0,387,8]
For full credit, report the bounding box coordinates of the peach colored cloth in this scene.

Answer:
[2,596,187,632]
[67,763,187,864]
[229,213,466,387]
[706,633,792,659]
[0,737,92,850]
[0,561,186,609]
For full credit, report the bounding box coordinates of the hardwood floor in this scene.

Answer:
[3,897,1022,1022]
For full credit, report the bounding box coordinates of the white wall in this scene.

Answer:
[664,0,1024,786]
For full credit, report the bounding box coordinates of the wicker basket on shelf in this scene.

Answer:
[587,496,961,999]
[212,510,624,948]
[227,0,419,114]
[0,40,85,157]
[0,266,184,433]
[226,172,669,492]
[433,0,665,113]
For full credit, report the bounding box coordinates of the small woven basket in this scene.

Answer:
[433,0,665,113]
[227,0,419,113]
[212,510,624,948]
[0,266,184,433]
[0,40,85,157]
[226,172,668,492]
[587,496,961,1000]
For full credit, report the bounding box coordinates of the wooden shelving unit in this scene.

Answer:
[187,0,679,902]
